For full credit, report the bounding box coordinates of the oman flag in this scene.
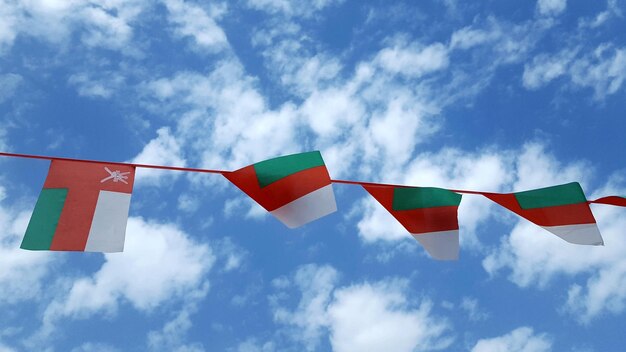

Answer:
[484,182,603,245]
[21,159,135,252]
[224,151,336,228]
[363,185,462,260]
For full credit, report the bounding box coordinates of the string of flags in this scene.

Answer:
[1,151,625,260]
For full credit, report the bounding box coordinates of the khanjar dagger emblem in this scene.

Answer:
[100,167,130,184]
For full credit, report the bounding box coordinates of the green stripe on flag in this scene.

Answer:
[515,182,587,209]
[21,188,68,250]
[254,151,325,188]
[392,187,462,211]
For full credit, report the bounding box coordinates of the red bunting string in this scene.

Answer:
[0,151,226,175]
[1,151,624,206]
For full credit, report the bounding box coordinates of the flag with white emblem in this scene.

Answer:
[21,159,135,252]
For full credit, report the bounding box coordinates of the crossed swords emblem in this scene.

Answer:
[100,167,130,184]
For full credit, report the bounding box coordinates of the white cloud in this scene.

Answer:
[211,103,300,169]
[569,45,626,99]
[270,264,453,351]
[80,5,134,53]
[212,237,247,272]
[247,15,537,181]
[485,221,594,288]
[353,141,608,270]
[0,0,148,54]
[376,41,449,78]
[524,44,626,99]
[70,342,120,352]
[482,145,596,287]
[72,32,388,189]
[247,0,344,18]
[146,286,208,352]
[482,146,626,323]
[448,16,552,66]
[250,34,346,130]
[328,281,452,352]
[300,86,363,139]
[356,197,409,243]
[135,11,569,262]
[301,67,440,178]
[355,147,513,250]
[285,54,342,95]
[512,143,590,191]
[262,40,343,97]
[141,61,303,174]
[563,203,626,322]
[366,93,436,166]
[141,15,550,189]
[471,327,552,352]
[523,50,576,89]
[177,193,200,213]
[5,0,77,45]
[4,1,626,350]
[272,264,338,351]
[0,189,57,304]
[578,0,622,28]
[68,72,126,99]
[0,73,22,104]
[44,216,214,325]
[460,297,489,322]
[0,3,19,51]
[536,0,567,16]
[163,0,229,53]
[0,341,17,352]
[131,127,187,186]
[449,27,497,50]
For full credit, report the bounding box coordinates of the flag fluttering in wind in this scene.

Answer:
[224,151,337,228]
[2,149,623,258]
[364,185,462,260]
[484,182,604,245]
[21,159,135,252]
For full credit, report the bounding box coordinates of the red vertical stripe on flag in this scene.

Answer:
[50,190,100,250]
[43,160,134,251]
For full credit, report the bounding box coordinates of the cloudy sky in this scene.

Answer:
[1,0,626,351]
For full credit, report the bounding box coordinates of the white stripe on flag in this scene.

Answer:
[543,223,604,246]
[270,184,337,228]
[85,190,132,252]
[412,230,459,260]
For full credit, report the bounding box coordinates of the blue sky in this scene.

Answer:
[1,0,626,351]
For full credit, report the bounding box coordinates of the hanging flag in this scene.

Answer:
[484,182,603,245]
[363,185,462,260]
[224,151,337,228]
[21,159,135,252]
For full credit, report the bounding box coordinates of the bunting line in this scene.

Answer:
[2,150,625,259]
[1,151,623,205]
[589,196,626,207]
[0,151,226,175]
